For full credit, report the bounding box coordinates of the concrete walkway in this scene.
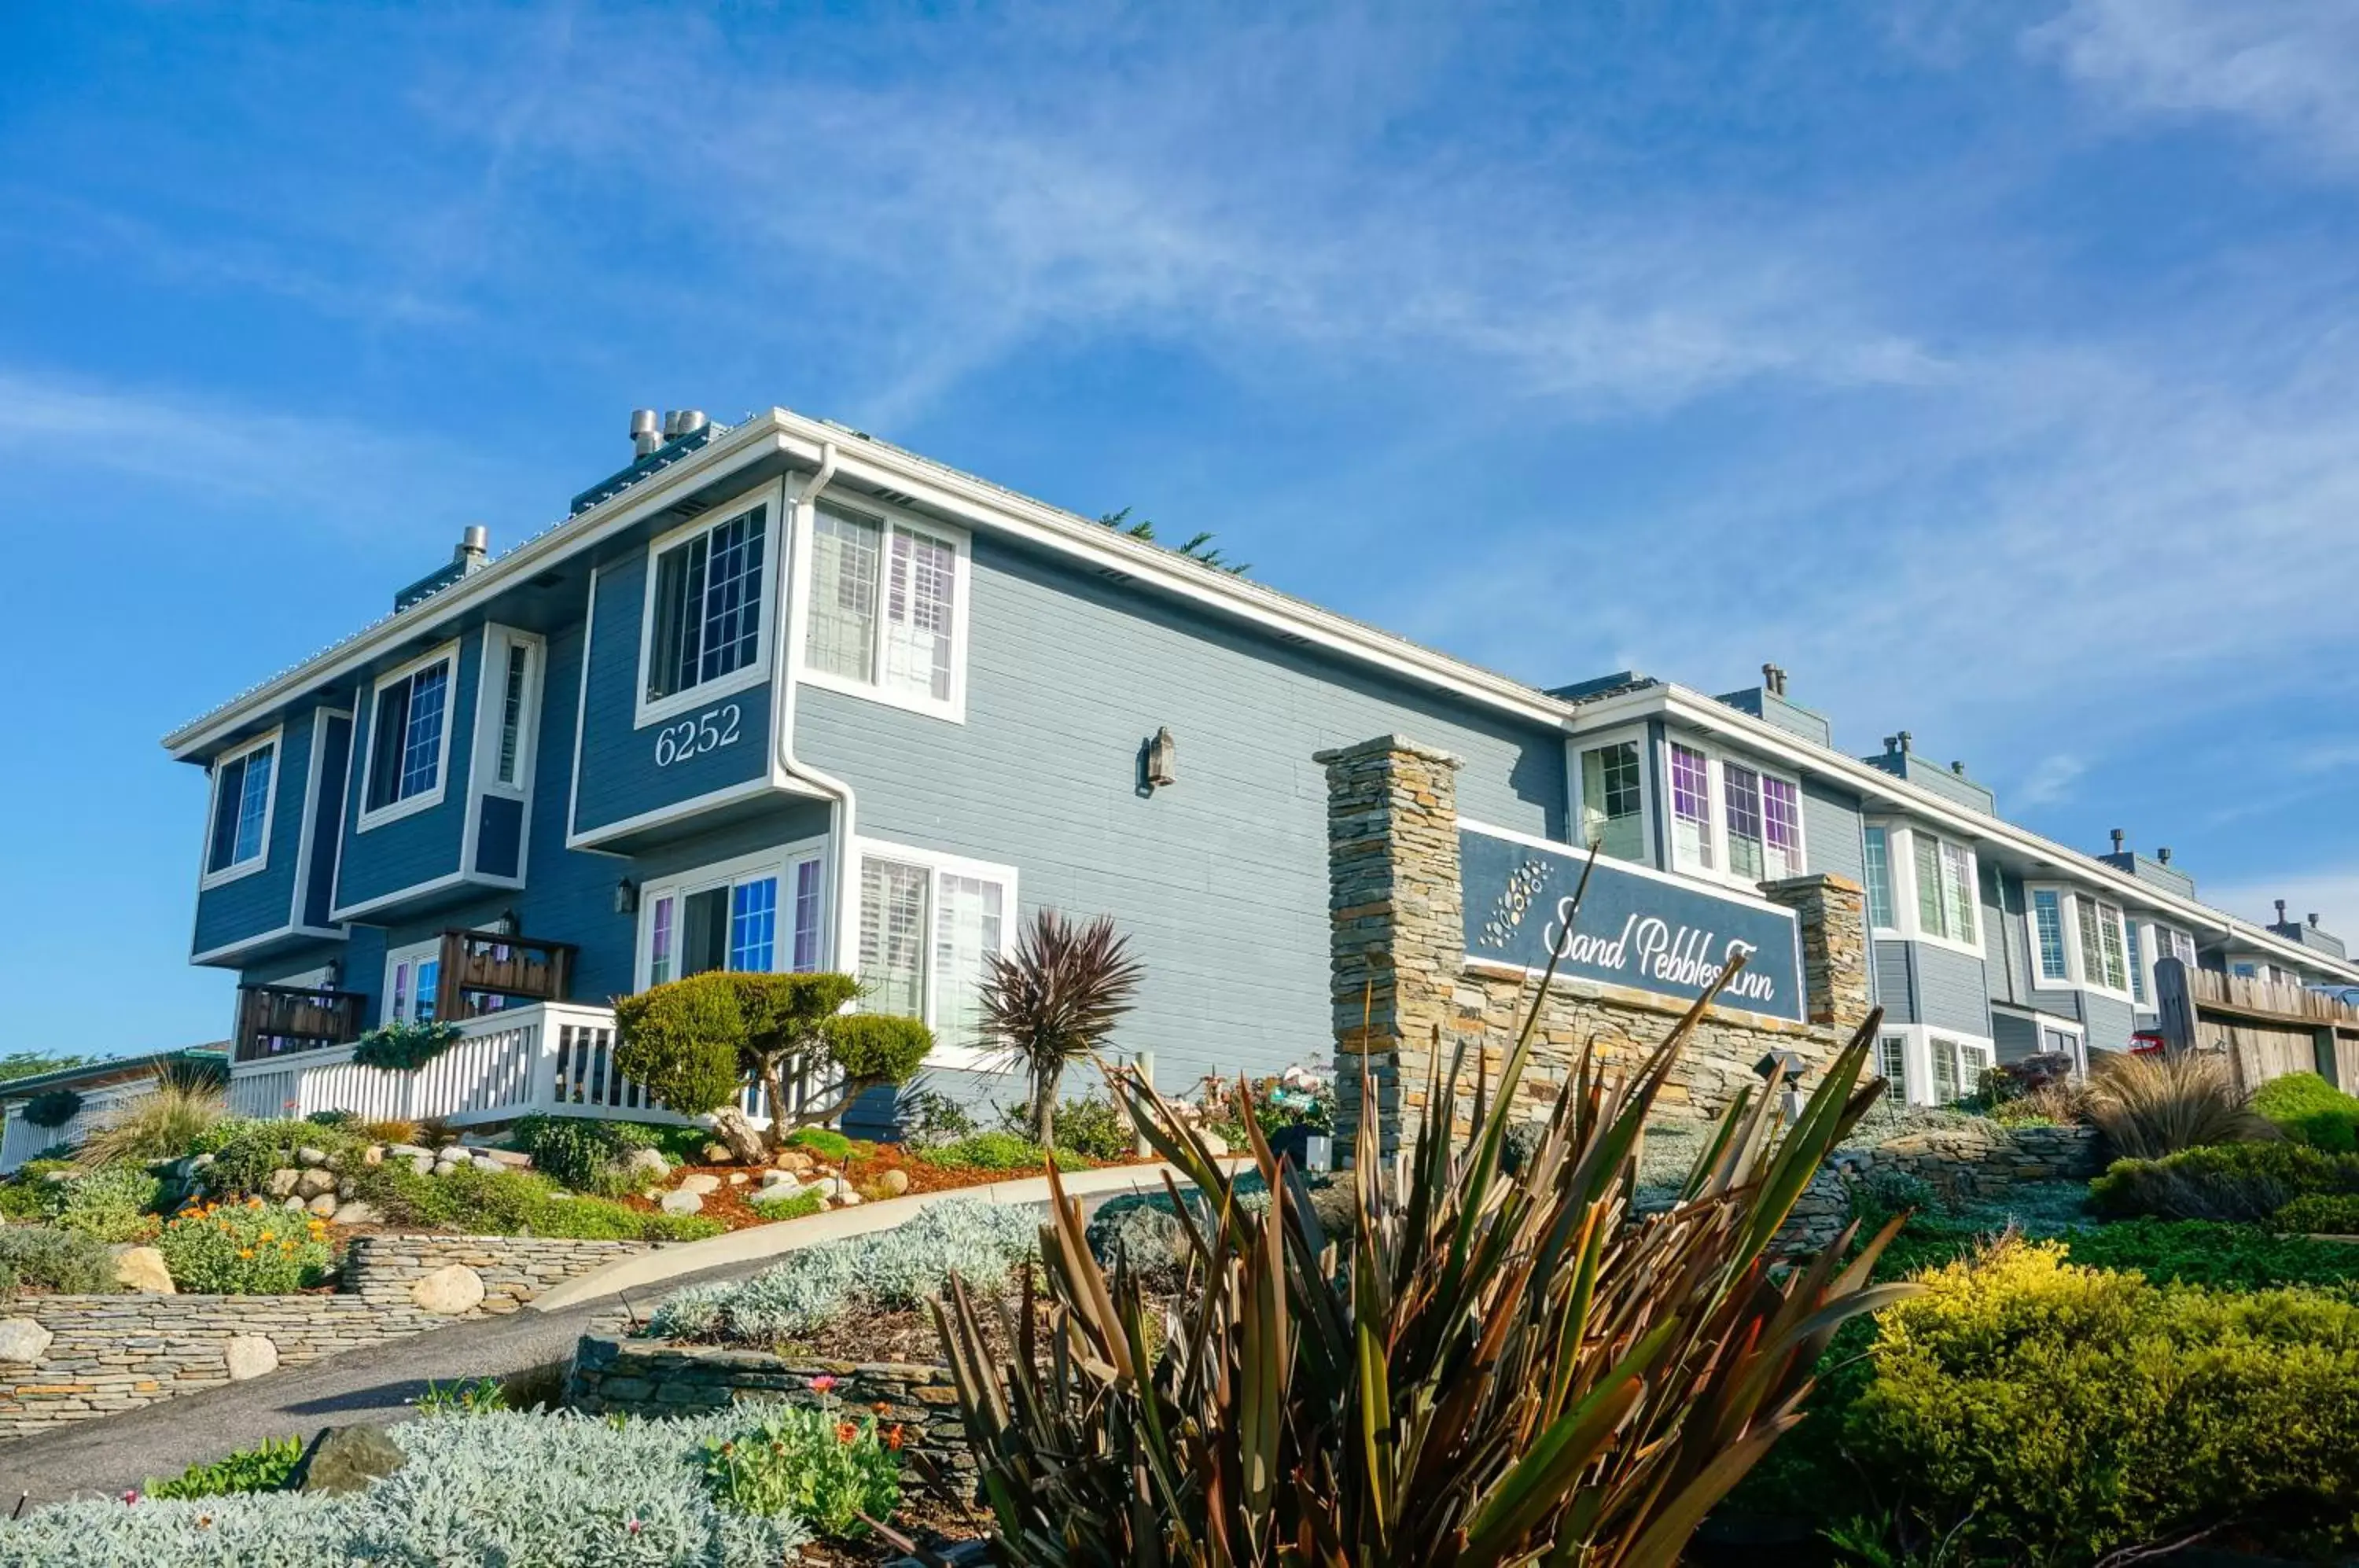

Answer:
[0,1158,1228,1507]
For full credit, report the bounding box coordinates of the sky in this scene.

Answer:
[3,1,2357,1056]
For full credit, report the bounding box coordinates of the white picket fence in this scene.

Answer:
[0,1081,149,1172]
[226,1002,838,1131]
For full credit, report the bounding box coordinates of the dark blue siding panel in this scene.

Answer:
[303,714,351,929]
[797,535,1567,1092]
[571,550,773,838]
[335,637,482,911]
[192,711,315,959]
[475,795,524,879]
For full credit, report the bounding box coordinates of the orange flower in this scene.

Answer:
[238,1249,255,1259]
[885,1425,905,1452]
[837,1421,858,1445]
[872,1401,892,1416]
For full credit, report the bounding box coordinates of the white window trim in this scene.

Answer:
[1564,726,1655,867]
[633,837,830,992]
[1862,821,1901,937]
[633,490,782,730]
[2026,882,2136,1003]
[1659,732,1806,893]
[2030,1014,2089,1077]
[355,639,462,832]
[1882,1023,1997,1107]
[1885,823,1983,959]
[383,938,443,1025]
[198,725,283,891]
[793,498,973,725]
[473,624,546,800]
[850,837,1017,1071]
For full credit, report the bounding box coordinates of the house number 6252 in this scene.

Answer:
[654,704,741,767]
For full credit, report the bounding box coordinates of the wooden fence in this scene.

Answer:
[2154,959,2359,1091]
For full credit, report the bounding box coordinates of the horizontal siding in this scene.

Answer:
[797,534,1566,1091]
[2081,991,2136,1054]
[192,709,318,957]
[1801,779,1864,885]
[1991,1010,2040,1065]
[1982,866,2025,1008]
[1873,940,1916,1023]
[1914,942,1992,1036]
[334,635,483,911]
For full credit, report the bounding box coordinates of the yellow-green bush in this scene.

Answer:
[2256,1071,2359,1153]
[1849,1239,2359,1562]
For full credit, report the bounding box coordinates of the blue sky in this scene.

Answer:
[5,2,2358,1055]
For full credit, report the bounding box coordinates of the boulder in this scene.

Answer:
[778,1151,817,1176]
[432,1160,461,1179]
[307,1194,339,1218]
[701,1143,734,1165]
[659,1190,705,1216]
[0,1320,52,1363]
[874,1168,912,1197]
[361,1145,385,1167]
[408,1154,437,1179]
[283,1196,310,1213]
[618,1147,671,1181]
[832,1189,863,1208]
[294,1169,337,1199]
[330,1200,380,1226]
[265,1168,302,1199]
[477,1148,532,1169]
[727,1172,749,1186]
[296,1146,329,1168]
[470,1154,504,1173]
[675,1172,722,1196]
[387,1143,432,1160]
[411,1264,486,1315]
[224,1334,278,1381]
[708,1106,768,1165]
[299,1425,407,1494]
[1198,1128,1231,1158]
[830,1176,859,1200]
[114,1246,175,1294]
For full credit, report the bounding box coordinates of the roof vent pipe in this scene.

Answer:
[2158,846,2172,864]
[630,409,661,457]
[2111,828,2125,853]
[455,525,490,569]
[1761,662,1787,697]
[2277,898,2290,922]
[1897,730,1913,754]
[1952,760,1967,776]
[673,409,708,440]
[2311,913,2324,929]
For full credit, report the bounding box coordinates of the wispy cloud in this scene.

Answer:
[2015,753,2089,810]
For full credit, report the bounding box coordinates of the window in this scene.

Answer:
[203,733,278,882]
[1904,828,1978,948]
[2033,889,2070,983]
[360,648,455,823]
[1669,742,1713,871]
[1724,763,1766,880]
[1943,842,1978,945]
[646,505,767,709]
[640,846,826,990]
[2126,920,2147,1005]
[1577,741,1645,862]
[2067,894,2129,995]
[495,642,529,786]
[2168,929,2197,968]
[1876,1032,1909,1097]
[1929,1035,1993,1104]
[855,845,1017,1062]
[804,505,967,716]
[1864,826,1895,929]
[1762,775,1802,879]
[385,940,442,1025]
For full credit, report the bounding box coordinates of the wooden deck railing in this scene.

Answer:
[433,929,578,1021]
[232,985,368,1064]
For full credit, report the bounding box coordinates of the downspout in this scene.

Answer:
[772,442,859,970]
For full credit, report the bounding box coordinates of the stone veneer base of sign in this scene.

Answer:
[565,1335,975,1481]
[1319,735,1871,1157]
[0,1235,652,1439]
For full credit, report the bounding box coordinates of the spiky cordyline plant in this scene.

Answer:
[929,896,1913,1568]
[979,909,1144,1150]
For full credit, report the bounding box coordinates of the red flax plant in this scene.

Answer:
[929,904,1912,1567]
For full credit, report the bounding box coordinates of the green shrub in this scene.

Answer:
[23,1088,83,1129]
[702,1405,901,1537]
[748,1188,825,1223]
[2275,1193,2359,1235]
[2089,1138,2359,1221]
[919,1130,1077,1172]
[2062,1217,2359,1290]
[784,1127,854,1162]
[144,1435,304,1500]
[511,1115,661,1197]
[186,1117,262,1157]
[818,1014,931,1086]
[0,1176,51,1221]
[47,1165,163,1242]
[0,1225,120,1297]
[347,1159,722,1242]
[0,1409,810,1563]
[892,1080,975,1147]
[351,1018,462,1073]
[156,1198,335,1293]
[1842,1165,1937,1233]
[1052,1094,1133,1161]
[414,1376,507,1416]
[613,975,750,1117]
[2256,1071,2359,1153]
[1849,1239,2359,1561]
[201,1120,365,1200]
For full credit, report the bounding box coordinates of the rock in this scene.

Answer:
[294,1169,337,1199]
[0,1320,52,1363]
[190,1152,215,1170]
[296,1146,329,1169]
[619,1148,671,1181]
[780,1151,816,1176]
[708,1106,768,1165]
[675,1172,722,1196]
[387,1143,431,1160]
[115,1246,175,1294]
[727,1172,749,1186]
[432,1161,461,1179]
[38,1169,69,1183]
[300,1425,407,1494]
[659,1190,705,1216]
[330,1200,380,1226]
[830,1176,859,1199]
[265,1169,302,1198]
[470,1154,504,1173]
[411,1264,486,1315]
[408,1154,436,1178]
[1198,1128,1230,1158]
[833,1188,863,1207]
[307,1194,339,1218]
[361,1146,385,1167]
[283,1196,310,1213]
[477,1148,532,1169]
[224,1334,278,1381]
[874,1168,911,1197]
[701,1143,734,1165]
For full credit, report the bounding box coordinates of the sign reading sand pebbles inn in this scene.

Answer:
[1459,823,1806,1024]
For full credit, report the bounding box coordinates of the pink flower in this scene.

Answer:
[120,1490,141,1505]
[625,1519,643,1535]
[809,1375,837,1393]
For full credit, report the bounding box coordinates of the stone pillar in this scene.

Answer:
[1317,736,1464,1160]
[1761,873,1871,1034]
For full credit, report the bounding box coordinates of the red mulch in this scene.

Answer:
[608,1145,1152,1233]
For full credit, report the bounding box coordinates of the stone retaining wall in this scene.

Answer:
[1780,1123,2104,1252]
[565,1336,973,1481]
[0,1233,652,1440]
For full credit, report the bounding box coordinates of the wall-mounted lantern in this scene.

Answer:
[1145,727,1179,790]
[613,878,639,917]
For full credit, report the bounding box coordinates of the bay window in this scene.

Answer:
[642,503,771,721]
[360,643,456,826]
[1658,736,1804,887]
[1908,829,1978,947]
[1577,739,1646,863]
[2033,889,2070,982]
[1669,742,1714,872]
[2026,883,2134,999]
[639,845,826,990]
[804,504,969,718]
[1863,825,1895,929]
[854,843,1015,1065]
[202,731,278,885]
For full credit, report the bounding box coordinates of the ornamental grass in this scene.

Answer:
[927,860,1913,1568]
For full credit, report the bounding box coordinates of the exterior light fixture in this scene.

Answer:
[1755,1049,1807,1126]
[613,878,639,916]
[1145,727,1179,790]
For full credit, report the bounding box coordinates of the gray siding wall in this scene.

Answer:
[2081,991,2136,1055]
[1982,866,2028,1008]
[1801,780,1864,885]
[796,534,1566,1090]
[570,546,773,839]
[1991,1010,2040,1064]
[192,709,318,956]
[1912,942,1992,1036]
[1874,940,1916,1023]
[334,636,484,911]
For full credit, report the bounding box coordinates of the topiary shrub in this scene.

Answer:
[1849,1238,2359,1561]
[2256,1071,2359,1154]
[2089,1138,2359,1222]
[615,972,930,1154]
[22,1088,83,1130]
[351,1018,462,1073]
[156,1198,336,1293]
[0,1224,120,1297]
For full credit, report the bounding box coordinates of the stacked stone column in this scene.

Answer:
[1760,873,1871,1034]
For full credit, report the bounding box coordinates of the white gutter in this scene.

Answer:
[771,443,860,970]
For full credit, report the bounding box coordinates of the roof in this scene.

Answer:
[0,1045,228,1101]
